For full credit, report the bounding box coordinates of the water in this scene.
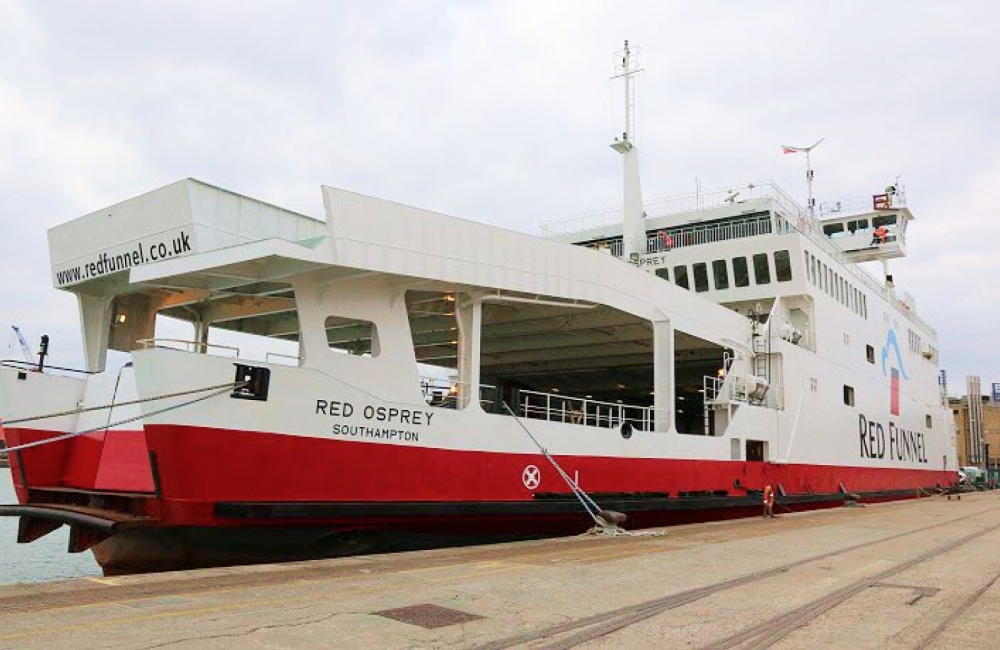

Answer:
[0,469,101,586]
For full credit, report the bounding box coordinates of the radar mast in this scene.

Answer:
[610,40,645,262]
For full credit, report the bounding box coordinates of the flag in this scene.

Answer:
[782,146,801,154]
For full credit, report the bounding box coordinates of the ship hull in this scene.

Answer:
[4,422,954,574]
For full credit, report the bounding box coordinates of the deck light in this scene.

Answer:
[114,313,127,326]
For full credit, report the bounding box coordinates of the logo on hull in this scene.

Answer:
[881,329,908,416]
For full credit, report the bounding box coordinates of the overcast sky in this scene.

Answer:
[1,1,998,397]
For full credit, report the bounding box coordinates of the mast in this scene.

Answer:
[610,40,645,262]
[781,138,824,218]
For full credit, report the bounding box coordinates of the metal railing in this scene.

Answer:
[518,389,665,432]
[643,217,772,253]
[420,378,497,410]
[265,352,302,366]
[541,181,781,236]
[137,339,241,357]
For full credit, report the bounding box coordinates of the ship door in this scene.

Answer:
[746,440,766,462]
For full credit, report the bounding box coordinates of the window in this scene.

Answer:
[326,316,379,357]
[752,253,771,284]
[655,267,669,280]
[823,223,844,236]
[872,215,897,229]
[693,263,709,292]
[866,345,875,364]
[926,414,933,428]
[712,260,729,290]
[674,265,689,290]
[774,250,792,282]
[843,385,855,406]
[733,257,750,287]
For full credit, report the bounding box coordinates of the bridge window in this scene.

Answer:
[693,263,709,292]
[733,257,750,287]
[655,267,669,280]
[674,265,690,290]
[774,250,792,282]
[823,223,844,236]
[712,259,729,290]
[752,253,770,285]
[872,215,897,229]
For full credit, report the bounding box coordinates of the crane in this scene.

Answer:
[11,326,34,364]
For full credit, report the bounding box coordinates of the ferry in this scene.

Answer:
[0,44,957,573]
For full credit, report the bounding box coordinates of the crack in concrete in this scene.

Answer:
[136,609,364,649]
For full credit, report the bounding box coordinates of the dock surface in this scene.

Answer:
[2,494,1000,649]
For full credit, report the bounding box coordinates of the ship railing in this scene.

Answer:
[643,217,772,253]
[819,191,907,217]
[420,377,498,410]
[518,389,665,432]
[265,352,302,366]
[137,339,240,357]
[540,181,781,236]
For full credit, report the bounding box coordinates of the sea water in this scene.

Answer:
[0,469,101,585]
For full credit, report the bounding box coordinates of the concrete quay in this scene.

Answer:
[2,494,1000,649]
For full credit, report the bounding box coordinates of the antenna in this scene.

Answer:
[610,40,644,150]
[781,138,824,218]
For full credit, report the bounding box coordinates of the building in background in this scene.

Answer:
[950,375,1000,478]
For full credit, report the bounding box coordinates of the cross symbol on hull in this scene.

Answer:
[522,465,540,490]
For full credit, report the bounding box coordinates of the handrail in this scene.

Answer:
[137,339,241,357]
[265,352,302,365]
[518,388,667,432]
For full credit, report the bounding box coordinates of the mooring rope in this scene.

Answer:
[501,401,630,533]
[3,380,246,426]
[2,383,243,454]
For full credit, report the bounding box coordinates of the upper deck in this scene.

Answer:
[541,180,934,338]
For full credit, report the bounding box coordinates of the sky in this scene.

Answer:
[0,1,998,397]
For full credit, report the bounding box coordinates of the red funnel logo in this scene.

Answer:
[881,329,908,417]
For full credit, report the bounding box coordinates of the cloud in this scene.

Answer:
[0,0,998,393]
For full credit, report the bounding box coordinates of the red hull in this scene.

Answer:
[3,423,957,573]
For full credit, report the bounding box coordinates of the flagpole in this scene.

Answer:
[781,138,824,218]
[806,148,814,218]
